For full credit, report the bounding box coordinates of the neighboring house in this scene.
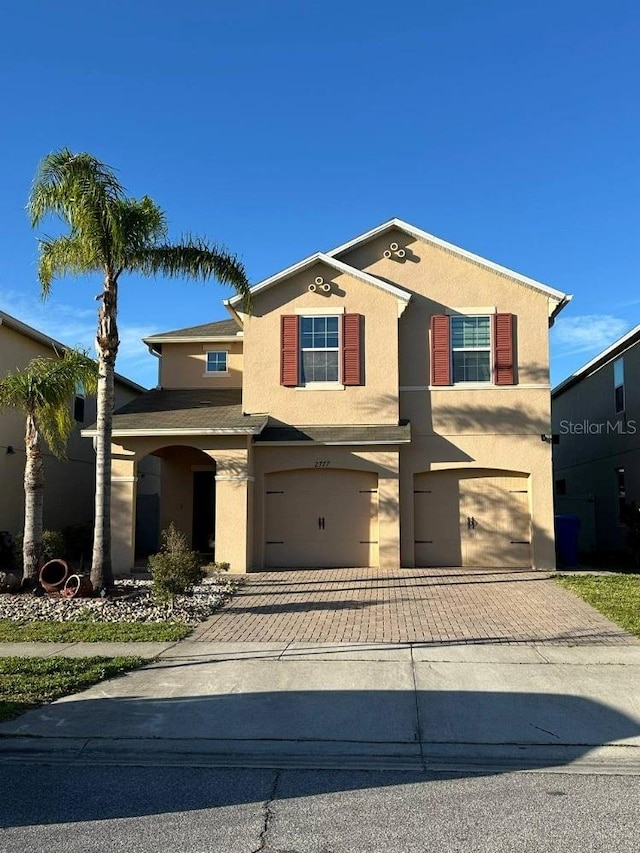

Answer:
[91,219,570,574]
[0,310,160,552]
[552,324,640,557]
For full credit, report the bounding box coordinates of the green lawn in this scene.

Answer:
[0,656,144,722]
[0,620,191,643]
[554,574,640,638]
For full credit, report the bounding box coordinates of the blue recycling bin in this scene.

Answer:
[555,514,581,567]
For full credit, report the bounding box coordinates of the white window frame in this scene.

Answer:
[614,357,625,414]
[204,350,229,376]
[299,314,341,388]
[450,314,493,385]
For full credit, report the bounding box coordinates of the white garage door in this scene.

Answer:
[265,468,379,568]
[414,471,531,568]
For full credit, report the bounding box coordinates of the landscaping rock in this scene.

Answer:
[0,575,239,625]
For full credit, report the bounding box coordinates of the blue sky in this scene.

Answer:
[1,0,639,388]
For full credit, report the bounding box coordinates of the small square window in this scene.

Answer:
[206,351,228,373]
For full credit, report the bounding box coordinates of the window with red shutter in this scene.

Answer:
[431,315,451,386]
[282,313,363,387]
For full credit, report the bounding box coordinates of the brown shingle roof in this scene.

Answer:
[147,319,240,339]
[83,389,266,435]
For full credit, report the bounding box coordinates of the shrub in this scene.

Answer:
[12,530,66,573]
[148,523,202,604]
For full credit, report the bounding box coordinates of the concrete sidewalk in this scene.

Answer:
[1,641,640,775]
[0,641,176,658]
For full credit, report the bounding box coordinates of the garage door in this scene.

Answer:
[265,469,379,568]
[414,471,531,568]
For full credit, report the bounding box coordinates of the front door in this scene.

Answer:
[192,470,216,554]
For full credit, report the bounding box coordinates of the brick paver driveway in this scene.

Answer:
[193,568,637,645]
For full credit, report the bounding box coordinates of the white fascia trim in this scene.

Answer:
[224,252,412,307]
[143,334,243,344]
[552,323,640,397]
[327,218,571,309]
[81,422,268,438]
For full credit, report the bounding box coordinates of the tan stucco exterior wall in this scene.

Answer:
[333,230,556,570]
[107,226,559,574]
[0,322,152,539]
[239,263,401,425]
[251,445,400,569]
[160,341,243,389]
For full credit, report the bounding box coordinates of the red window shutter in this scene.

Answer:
[280,315,299,386]
[342,313,361,385]
[493,313,515,385]
[430,315,451,386]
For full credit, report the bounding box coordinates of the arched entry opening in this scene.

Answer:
[135,445,217,559]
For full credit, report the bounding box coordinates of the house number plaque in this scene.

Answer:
[314,460,331,468]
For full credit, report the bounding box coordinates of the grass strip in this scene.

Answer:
[0,620,191,643]
[0,656,144,722]
[554,574,640,638]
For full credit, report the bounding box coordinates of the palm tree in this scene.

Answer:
[28,149,250,591]
[0,349,98,583]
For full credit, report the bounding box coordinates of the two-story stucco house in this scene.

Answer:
[552,324,640,558]
[0,309,160,549]
[92,219,570,574]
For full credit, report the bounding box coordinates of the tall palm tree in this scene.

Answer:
[28,149,250,591]
[0,349,98,583]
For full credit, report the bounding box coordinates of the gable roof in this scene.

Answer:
[225,252,412,308]
[0,309,146,394]
[144,318,242,348]
[327,218,571,314]
[552,323,640,399]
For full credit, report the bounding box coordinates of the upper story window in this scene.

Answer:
[73,381,85,423]
[614,357,624,413]
[300,316,340,383]
[281,313,362,387]
[206,351,228,374]
[451,316,491,383]
[431,312,514,387]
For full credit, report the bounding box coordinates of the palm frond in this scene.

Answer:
[28,149,126,276]
[128,238,251,309]
[0,349,98,458]
[111,196,168,269]
[37,235,99,295]
[28,149,124,227]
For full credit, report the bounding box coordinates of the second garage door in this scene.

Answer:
[414,470,531,568]
[265,468,379,568]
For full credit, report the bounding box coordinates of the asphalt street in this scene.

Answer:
[1,764,639,852]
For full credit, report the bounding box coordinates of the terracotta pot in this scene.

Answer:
[39,559,70,594]
[62,574,94,598]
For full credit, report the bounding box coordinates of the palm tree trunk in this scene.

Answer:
[91,272,119,591]
[23,414,44,584]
